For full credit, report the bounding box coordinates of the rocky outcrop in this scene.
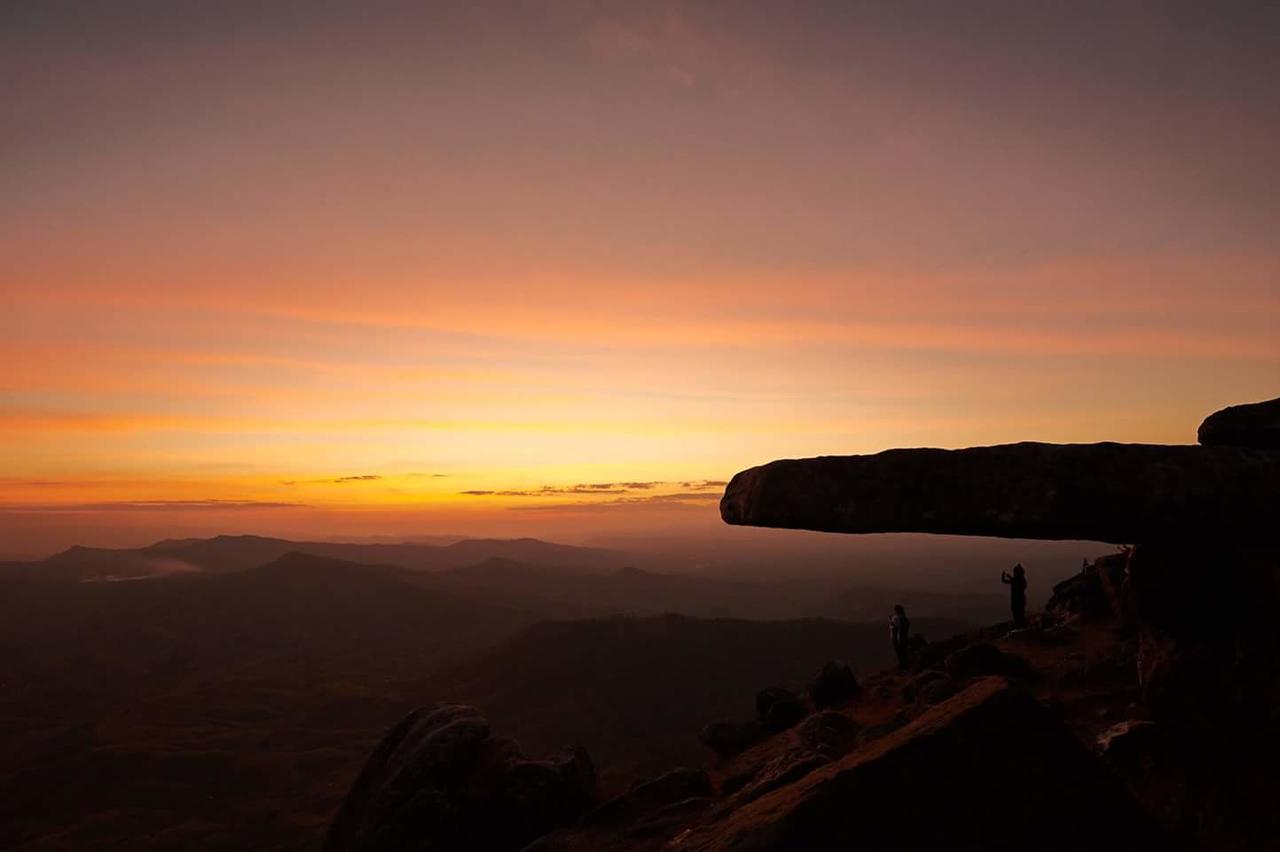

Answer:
[323,704,594,852]
[1127,543,1280,729]
[533,768,715,852]
[806,661,859,709]
[717,712,864,809]
[794,711,860,754]
[900,669,949,703]
[673,678,1162,851]
[1097,719,1159,760]
[755,687,806,733]
[720,441,1280,543]
[698,719,765,758]
[1047,552,1130,623]
[582,767,711,827]
[1198,396,1280,449]
[718,396,1280,850]
[943,642,1034,680]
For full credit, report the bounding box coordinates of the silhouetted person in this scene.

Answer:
[1002,563,1028,628]
[889,604,911,671]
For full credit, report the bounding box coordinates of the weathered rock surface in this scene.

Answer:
[720,442,1280,543]
[1097,719,1159,759]
[807,660,859,709]
[794,711,860,755]
[944,642,1034,680]
[532,767,715,852]
[673,678,1162,851]
[1047,552,1129,623]
[1198,396,1280,449]
[900,668,949,703]
[755,687,806,733]
[583,767,711,827]
[324,704,594,852]
[698,718,764,758]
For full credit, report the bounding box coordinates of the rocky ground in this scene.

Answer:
[325,553,1221,851]
[328,396,1280,851]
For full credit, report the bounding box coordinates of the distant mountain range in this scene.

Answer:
[0,533,1008,625]
[0,546,977,849]
[437,612,973,790]
[0,533,637,582]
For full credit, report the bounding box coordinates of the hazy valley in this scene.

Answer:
[0,534,999,850]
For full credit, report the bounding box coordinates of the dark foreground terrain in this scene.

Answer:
[0,539,974,850]
[326,547,1280,852]
[324,397,1280,852]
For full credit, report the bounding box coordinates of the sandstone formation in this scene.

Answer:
[1047,552,1129,623]
[720,441,1280,543]
[1197,396,1280,449]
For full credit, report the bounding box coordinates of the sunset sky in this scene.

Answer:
[3,2,1278,555]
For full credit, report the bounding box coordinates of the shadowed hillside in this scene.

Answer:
[0,549,973,850]
[0,554,535,850]
[1,535,637,582]
[438,613,972,790]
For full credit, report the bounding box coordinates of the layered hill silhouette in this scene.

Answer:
[2,534,636,582]
[0,553,534,849]
[325,396,1280,851]
[0,543,978,850]
[438,613,970,790]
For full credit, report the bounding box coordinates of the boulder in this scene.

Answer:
[755,687,806,732]
[584,767,711,826]
[323,705,594,852]
[1198,396,1280,449]
[698,719,764,758]
[1126,543,1244,725]
[944,642,1033,680]
[626,767,711,805]
[720,442,1280,543]
[794,711,860,755]
[1097,719,1159,761]
[854,716,909,747]
[721,751,832,809]
[900,669,948,703]
[807,661,859,709]
[675,679,1164,851]
[1046,552,1129,623]
[916,677,956,706]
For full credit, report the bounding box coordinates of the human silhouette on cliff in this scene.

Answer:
[889,604,911,670]
[1001,563,1028,628]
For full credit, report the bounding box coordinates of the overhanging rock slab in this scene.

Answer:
[720,442,1280,544]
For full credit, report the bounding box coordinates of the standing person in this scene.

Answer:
[889,604,911,671]
[1001,564,1028,628]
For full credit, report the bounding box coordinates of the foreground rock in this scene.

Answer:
[944,642,1034,680]
[720,442,1280,543]
[756,687,806,732]
[807,661,859,709]
[1198,396,1280,449]
[1047,552,1129,623]
[324,704,594,852]
[698,718,765,758]
[673,678,1162,851]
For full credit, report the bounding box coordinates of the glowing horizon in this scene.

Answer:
[3,3,1278,554]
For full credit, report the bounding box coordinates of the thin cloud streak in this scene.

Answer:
[460,480,724,499]
[0,500,308,512]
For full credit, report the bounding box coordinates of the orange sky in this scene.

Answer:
[2,3,1278,555]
